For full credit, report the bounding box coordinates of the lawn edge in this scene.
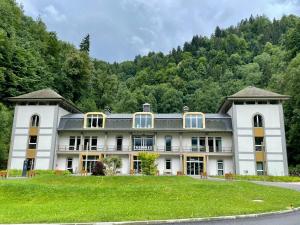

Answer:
[2,207,300,225]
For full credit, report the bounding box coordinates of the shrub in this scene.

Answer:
[289,165,300,176]
[138,152,159,175]
[103,156,122,176]
[92,161,106,176]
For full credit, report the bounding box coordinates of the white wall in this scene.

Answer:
[157,156,180,175]
[207,156,233,176]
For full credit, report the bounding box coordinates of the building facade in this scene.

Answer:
[7,86,289,176]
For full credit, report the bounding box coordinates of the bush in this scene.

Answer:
[138,152,159,175]
[92,161,106,176]
[289,165,300,176]
[103,156,122,176]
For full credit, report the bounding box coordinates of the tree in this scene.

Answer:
[138,152,159,175]
[79,34,90,53]
[103,156,122,176]
[0,103,12,169]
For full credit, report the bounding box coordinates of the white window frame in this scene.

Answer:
[134,113,153,128]
[28,135,37,149]
[184,113,205,129]
[30,115,40,127]
[217,160,224,176]
[256,162,264,175]
[165,159,172,170]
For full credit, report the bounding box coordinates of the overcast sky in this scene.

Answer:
[17,0,300,63]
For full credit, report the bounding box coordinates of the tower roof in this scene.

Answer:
[218,86,289,113]
[227,86,289,100]
[8,88,81,113]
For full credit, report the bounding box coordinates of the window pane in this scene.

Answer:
[208,137,214,152]
[92,118,97,128]
[141,115,146,128]
[192,137,198,151]
[185,116,191,128]
[87,117,92,127]
[135,115,140,128]
[191,116,197,128]
[165,136,172,151]
[255,137,264,151]
[97,116,103,127]
[117,136,123,151]
[69,136,75,150]
[215,137,222,152]
[165,159,171,169]
[197,115,203,128]
[199,137,206,151]
[76,137,81,150]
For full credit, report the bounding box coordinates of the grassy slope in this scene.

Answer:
[0,176,300,223]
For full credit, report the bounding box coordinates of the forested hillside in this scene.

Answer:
[0,0,300,168]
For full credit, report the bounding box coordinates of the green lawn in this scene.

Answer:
[214,175,300,182]
[1,176,300,224]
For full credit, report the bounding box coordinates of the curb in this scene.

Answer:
[5,206,300,225]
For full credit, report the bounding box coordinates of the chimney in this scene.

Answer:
[183,106,189,113]
[104,106,111,115]
[143,103,151,112]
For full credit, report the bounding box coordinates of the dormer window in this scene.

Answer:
[30,115,39,127]
[184,113,205,129]
[85,113,105,128]
[133,113,153,128]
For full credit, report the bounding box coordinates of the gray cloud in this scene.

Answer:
[17,0,300,62]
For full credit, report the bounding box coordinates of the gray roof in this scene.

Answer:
[9,88,63,99]
[228,86,289,100]
[58,113,232,132]
[218,86,289,114]
[8,88,81,113]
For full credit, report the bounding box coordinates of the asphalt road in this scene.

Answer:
[163,210,300,225]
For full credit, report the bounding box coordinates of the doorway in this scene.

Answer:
[186,157,204,175]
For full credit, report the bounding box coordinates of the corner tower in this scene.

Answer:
[7,89,81,170]
[219,86,289,176]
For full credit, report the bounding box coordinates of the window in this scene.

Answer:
[165,136,172,151]
[208,137,214,152]
[82,155,99,173]
[69,136,81,150]
[133,136,153,151]
[86,114,104,128]
[30,115,39,127]
[28,136,37,149]
[253,114,263,127]
[165,159,171,170]
[67,158,73,173]
[84,136,98,150]
[217,160,224,176]
[215,137,222,152]
[116,136,123,151]
[184,113,204,128]
[256,162,264,175]
[255,137,264,151]
[191,137,206,152]
[133,156,142,174]
[134,113,153,128]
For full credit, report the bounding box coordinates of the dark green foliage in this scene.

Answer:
[0,0,300,166]
[79,34,90,53]
[92,161,106,176]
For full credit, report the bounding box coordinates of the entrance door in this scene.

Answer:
[186,157,204,175]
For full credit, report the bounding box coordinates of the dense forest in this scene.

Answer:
[0,0,300,169]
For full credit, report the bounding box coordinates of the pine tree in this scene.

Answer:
[79,34,90,53]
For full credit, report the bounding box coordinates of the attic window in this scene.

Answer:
[85,113,105,128]
[133,113,153,128]
[184,113,205,129]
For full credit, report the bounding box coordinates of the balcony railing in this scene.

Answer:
[57,145,232,153]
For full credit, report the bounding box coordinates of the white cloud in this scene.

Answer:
[43,5,66,22]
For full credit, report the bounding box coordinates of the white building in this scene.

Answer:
[7,86,289,176]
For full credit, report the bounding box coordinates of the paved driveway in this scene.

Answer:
[251,181,300,192]
[163,210,300,225]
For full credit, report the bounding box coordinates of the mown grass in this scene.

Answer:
[0,176,300,223]
[214,175,300,182]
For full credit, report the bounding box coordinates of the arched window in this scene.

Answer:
[183,113,205,129]
[253,114,263,127]
[85,113,105,128]
[30,115,39,127]
[133,113,153,128]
